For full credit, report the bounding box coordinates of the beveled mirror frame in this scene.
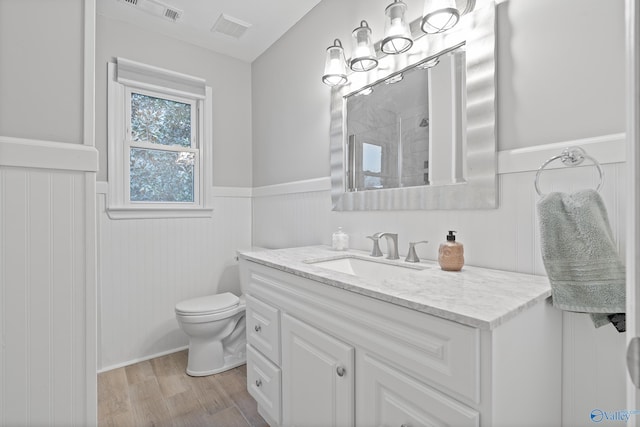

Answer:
[330,0,496,211]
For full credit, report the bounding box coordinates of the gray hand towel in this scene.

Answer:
[536,189,625,328]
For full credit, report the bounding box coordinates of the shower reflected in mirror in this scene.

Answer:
[345,46,466,192]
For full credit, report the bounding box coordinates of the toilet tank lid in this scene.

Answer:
[175,292,240,315]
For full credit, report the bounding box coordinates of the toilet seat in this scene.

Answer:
[175,292,240,316]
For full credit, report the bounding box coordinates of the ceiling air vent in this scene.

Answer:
[164,7,181,22]
[117,0,182,23]
[211,14,252,39]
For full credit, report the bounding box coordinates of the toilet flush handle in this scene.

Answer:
[254,324,262,332]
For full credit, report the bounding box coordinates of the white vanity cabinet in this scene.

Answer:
[282,313,355,426]
[241,256,561,427]
[356,350,479,427]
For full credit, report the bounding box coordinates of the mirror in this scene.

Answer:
[330,0,497,210]
[345,45,466,191]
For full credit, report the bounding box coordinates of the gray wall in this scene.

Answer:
[497,0,625,150]
[252,0,625,186]
[95,14,252,185]
[250,3,628,423]
[0,0,84,144]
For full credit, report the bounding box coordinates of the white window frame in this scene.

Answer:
[125,87,201,205]
[107,59,213,219]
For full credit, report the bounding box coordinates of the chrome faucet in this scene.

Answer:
[405,241,429,263]
[375,232,399,260]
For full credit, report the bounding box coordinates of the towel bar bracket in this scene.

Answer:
[534,146,604,197]
[559,147,587,167]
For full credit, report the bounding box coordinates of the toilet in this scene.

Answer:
[175,292,246,376]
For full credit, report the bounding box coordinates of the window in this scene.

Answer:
[362,142,383,189]
[107,58,212,219]
[127,89,198,203]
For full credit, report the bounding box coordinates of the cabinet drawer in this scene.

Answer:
[246,293,281,364]
[247,344,282,425]
[357,351,479,427]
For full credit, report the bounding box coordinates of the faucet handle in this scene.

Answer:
[366,235,383,257]
[405,240,428,263]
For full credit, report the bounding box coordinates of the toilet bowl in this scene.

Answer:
[175,292,246,376]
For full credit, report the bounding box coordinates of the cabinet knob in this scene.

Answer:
[255,379,262,388]
[254,325,262,332]
[336,366,346,377]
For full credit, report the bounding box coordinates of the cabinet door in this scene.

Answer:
[282,313,355,427]
[357,352,479,427]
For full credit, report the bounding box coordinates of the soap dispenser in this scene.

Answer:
[332,227,349,251]
[438,230,464,271]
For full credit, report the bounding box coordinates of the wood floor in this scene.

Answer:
[98,350,268,427]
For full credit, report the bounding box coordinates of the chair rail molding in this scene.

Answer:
[0,136,98,172]
[498,133,626,175]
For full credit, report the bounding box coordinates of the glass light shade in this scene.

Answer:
[384,73,404,84]
[322,39,348,86]
[356,87,373,96]
[350,20,378,72]
[381,0,413,55]
[421,0,460,34]
[417,57,440,69]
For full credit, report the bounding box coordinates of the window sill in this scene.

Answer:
[106,206,213,220]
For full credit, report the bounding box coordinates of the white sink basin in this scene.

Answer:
[306,255,429,281]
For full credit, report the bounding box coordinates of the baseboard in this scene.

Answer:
[97,345,189,374]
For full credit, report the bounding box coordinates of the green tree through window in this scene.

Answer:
[130,93,191,147]
[128,92,196,202]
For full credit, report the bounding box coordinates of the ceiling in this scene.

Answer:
[97,0,323,63]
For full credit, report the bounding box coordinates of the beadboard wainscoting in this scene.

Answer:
[252,134,628,426]
[0,137,98,426]
[96,186,252,372]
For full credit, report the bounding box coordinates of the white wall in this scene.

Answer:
[96,189,251,370]
[0,0,97,425]
[251,0,627,425]
[0,150,96,426]
[95,15,253,370]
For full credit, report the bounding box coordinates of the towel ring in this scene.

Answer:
[534,147,604,197]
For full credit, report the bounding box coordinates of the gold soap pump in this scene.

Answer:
[438,230,464,271]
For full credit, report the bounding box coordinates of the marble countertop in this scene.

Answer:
[238,245,552,330]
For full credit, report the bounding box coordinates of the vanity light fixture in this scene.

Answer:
[322,39,348,86]
[322,1,474,87]
[384,73,404,84]
[350,20,378,72]
[421,0,460,34]
[381,0,413,55]
[355,87,374,96]
[416,57,440,69]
